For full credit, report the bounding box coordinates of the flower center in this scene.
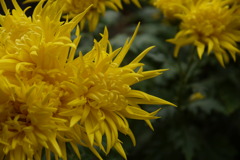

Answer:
[86,72,130,111]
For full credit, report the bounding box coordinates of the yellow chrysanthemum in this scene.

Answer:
[24,0,141,31]
[59,24,175,159]
[0,0,88,159]
[168,0,240,67]
[0,76,68,160]
[152,0,192,19]
[0,0,174,159]
[0,0,89,79]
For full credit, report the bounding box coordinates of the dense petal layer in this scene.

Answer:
[167,0,240,66]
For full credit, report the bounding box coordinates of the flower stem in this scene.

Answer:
[176,47,196,107]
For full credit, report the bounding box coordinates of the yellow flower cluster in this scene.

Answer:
[153,0,240,67]
[25,0,141,31]
[0,0,174,159]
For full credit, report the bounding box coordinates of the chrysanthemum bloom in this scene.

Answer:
[167,0,240,67]
[24,0,141,31]
[0,76,68,160]
[0,0,174,159]
[0,0,88,78]
[152,0,191,19]
[0,0,89,159]
[59,24,175,159]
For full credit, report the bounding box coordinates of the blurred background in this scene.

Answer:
[1,0,240,159]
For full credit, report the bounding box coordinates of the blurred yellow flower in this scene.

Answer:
[189,92,205,101]
[152,0,191,19]
[24,0,141,31]
[168,0,240,67]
